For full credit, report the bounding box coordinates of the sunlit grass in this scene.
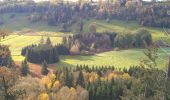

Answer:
[0,13,166,42]
[83,19,166,42]
[0,13,169,69]
[0,35,169,70]
[56,48,170,70]
[0,35,62,61]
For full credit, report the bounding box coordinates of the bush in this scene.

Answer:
[134,28,152,47]
[114,33,133,48]
[10,14,16,19]
[89,23,96,33]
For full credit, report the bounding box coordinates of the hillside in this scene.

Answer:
[0,13,167,42]
[0,13,169,69]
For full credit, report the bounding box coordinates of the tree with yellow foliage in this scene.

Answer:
[38,92,49,100]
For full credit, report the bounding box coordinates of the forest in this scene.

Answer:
[0,0,170,100]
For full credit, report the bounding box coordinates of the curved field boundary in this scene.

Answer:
[0,35,19,42]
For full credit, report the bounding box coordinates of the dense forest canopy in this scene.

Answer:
[0,0,169,28]
[0,0,170,100]
[63,28,152,54]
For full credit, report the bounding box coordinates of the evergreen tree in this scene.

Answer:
[7,56,13,68]
[23,44,60,64]
[141,44,158,68]
[62,67,73,87]
[46,37,52,45]
[41,60,49,75]
[40,36,44,45]
[20,59,29,76]
[76,70,85,87]
[97,70,102,77]
[80,20,84,32]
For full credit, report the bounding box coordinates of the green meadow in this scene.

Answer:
[0,35,62,60]
[0,35,169,70]
[0,13,169,69]
[0,13,167,42]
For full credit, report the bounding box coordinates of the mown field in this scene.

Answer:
[0,35,62,60]
[83,19,169,42]
[0,13,168,42]
[0,34,169,70]
[0,13,169,70]
[58,48,170,70]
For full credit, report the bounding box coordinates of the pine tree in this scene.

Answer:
[80,20,84,32]
[40,36,44,45]
[46,37,51,45]
[7,56,13,68]
[141,44,158,68]
[97,70,102,77]
[76,70,85,87]
[96,86,101,98]
[62,68,73,87]
[41,61,49,75]
[25,49,30,62]
[20,59,29,76]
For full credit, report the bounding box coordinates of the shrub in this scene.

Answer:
[114,33,133,48]
[134,28,152,47]
[10,14,16,19]
[89,23,96,33]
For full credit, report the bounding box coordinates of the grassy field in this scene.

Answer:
[0,13,61,32]
[0,35,62,61]
[57,48,170,70]
[0,13,169,70]
[0,35,169,70]
[0,13,167,42]
[82,19,167,42]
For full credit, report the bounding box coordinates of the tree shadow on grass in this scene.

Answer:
[60,55,96,62]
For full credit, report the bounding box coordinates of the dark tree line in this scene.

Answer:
[22,44,59,64]
[54,44,70,55]
[21,44,69,64]
[139,4,170,27]
[63,28,152,54]
[0,1,169,28]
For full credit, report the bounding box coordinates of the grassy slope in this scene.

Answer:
[1,35,169,69]
[83,19,166,42]
[0,13,169,69]
[0,13,166,42]
[0,35,62,61]
[57,48,170,70]
[0,13,60,32]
